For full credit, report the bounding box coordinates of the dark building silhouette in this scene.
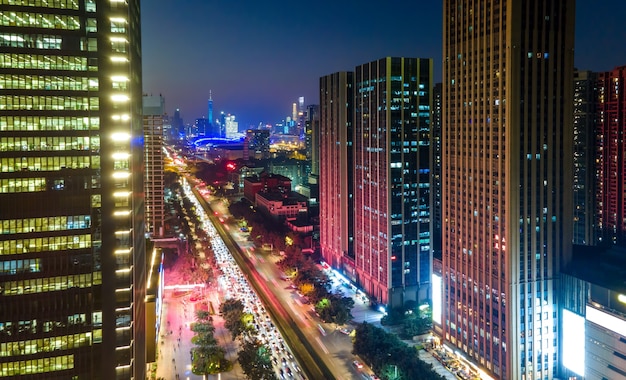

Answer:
[173,108,184,138]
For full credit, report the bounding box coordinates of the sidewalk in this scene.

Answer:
[155,283,245,380]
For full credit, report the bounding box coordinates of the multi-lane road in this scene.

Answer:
[159,171,383,379]
[195,185,385,380]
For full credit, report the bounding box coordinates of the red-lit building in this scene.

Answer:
[596,65,626,244]
[319,72,354,271]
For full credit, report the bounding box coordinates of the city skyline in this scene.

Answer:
[141,0,626,128]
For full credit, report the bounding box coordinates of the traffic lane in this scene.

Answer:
[212,222,332,380]
[211,195,362,378]
[250,254,362,379]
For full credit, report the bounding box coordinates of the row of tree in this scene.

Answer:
[219,299,278,380]
[276,249,355,327]
[190,310,232,376]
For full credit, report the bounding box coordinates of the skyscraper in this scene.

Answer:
[353,57,432,308]
[144,95,166,237]
[224,114,238,138]
[319,72,354,271]
[0,1,146,378]
[595,65,626,245]
[572,70,597,246]
[173,108,184,138]
[441,1,574,379]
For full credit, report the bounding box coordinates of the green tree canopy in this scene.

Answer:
[237,338,278,380]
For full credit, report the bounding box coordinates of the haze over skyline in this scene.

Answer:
[141,0,626,128]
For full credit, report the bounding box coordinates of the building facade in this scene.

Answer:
[431,82,443,260]
[319,72,354,270]
[353,57,433,309]
[561,245,626,380]
[0,1,146,378]
[245,129,270,160]
[441,0,575,379]
[572,70,597,246]
[143,95,166,237]
[595,65,626,245]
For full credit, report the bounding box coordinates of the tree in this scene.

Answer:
[352,322,445,380]
[219,299,247,340]
[191,310,232,376]
[400,314,431,339]
[237,338,278,380]
[315,294,355,326]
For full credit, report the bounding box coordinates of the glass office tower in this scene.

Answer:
[0,1,145,379]
[442,1,574,379]
[353,57,433,309]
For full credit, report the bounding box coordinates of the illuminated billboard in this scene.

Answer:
[432,273,442,325]
[562,309,585,376]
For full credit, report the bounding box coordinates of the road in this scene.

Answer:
[204,192,385,380]
[166,175,459,380]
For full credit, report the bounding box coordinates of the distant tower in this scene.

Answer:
[225,114,238,138]
[292,102,297,122]
[173,108,184,137]
[208,90,214,136]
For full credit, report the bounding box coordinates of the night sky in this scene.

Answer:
[141,0,626,129]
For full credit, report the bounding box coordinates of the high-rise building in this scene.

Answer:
[173,108,184,138]
[441,1,575,379]
[319,72,354,270]
[224,114,238,138]
[144,95,166,237]
[306,104,320,174]
[572,70,597,246]
[194,118,209,137]
[0,1,146,378]
[595,65,626,245]
[245,129,270,160]
[353,57,433,308]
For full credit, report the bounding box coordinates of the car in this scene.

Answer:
[352,360,364,369]
[339,327,352,335]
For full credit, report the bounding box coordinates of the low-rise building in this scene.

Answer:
[243,173,292,203]
[561,244,626,380]
[255,191,308,223]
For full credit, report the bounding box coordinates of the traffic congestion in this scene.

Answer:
[182,178,305,380]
